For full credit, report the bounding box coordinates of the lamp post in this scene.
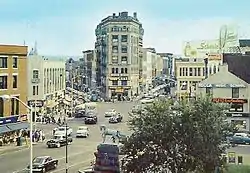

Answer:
[0,95,33,173]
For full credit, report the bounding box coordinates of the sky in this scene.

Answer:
[0,0,250,56]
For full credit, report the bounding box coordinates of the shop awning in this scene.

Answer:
[7,122,29,131]
[0,125,11,134]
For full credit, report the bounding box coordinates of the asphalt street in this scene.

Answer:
[0,101,135,173]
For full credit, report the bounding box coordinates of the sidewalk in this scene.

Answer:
[0,143,28,155]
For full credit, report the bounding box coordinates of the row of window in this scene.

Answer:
[0,75,17,89]
[205,87,240,98]
[33,85,39,95]
[112,35,128,42]
[0,96,19,117]
[111,26,140,34]
[111,56,128,64]
[179,66,219,77]
[111,68,128,74]
[111,80,128,86]
[0,56,18,68]
[179,81,199,91]
[112,45,128,53]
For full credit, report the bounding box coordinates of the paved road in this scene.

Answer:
[0,102,135,173]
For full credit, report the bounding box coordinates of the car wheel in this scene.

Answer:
[56,143,60,148]
[54,163,57,169]
[42,167,46,173]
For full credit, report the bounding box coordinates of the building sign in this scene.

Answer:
[28,100,44,107]
[226,113,250,117]
[198,83,246,88]
[0,115,28,125]
[208,54,222,61]
[219,25,239,50]
[183,40,220,58]
[110,74,119,77]
[212,98,248,104]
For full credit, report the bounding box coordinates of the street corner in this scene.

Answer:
[0,145,28,156]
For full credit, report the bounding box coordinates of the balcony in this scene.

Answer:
[31,78,40,84]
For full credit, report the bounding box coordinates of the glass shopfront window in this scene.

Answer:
[231,120,247,129]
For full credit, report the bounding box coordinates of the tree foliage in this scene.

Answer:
[121,97,234,173]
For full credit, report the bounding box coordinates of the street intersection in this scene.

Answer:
[0,102,134,173]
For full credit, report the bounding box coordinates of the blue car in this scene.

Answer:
[228,133,250,145]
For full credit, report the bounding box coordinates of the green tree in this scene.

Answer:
[121,97,233,173]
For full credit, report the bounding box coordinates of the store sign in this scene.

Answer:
[0,115,28,125]
[198,83,246,88]
[183,40,220,58]
[219,25,239,49]
[28,100,44,107]
[208,54,222,61]
[212,98,248,104]
[226,113,250,117]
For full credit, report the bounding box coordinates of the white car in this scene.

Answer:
[104,109,117,117]
[53,126,73,136]
[76,126,89,138]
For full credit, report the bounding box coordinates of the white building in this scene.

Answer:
[141,49,153,92]
[27,55,66,118]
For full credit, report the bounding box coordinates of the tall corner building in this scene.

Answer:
[95,11,144,99]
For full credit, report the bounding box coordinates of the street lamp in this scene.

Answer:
[0,95,33,173]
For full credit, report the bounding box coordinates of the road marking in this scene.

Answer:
[50,158,94,173]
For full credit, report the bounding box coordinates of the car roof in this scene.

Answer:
[78,126,88,128]
[35,156,50,159]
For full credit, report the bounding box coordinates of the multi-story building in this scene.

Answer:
[158,53,174,77]
[0,45,28,121]
[82,50,96,88]
[27,55,66,119]
[175,58,206,99]
[141,48,153,92]
[95,11,144,99]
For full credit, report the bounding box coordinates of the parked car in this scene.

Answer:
[85,112,98,124]
[228,132,250,145]
[74,110,86,118]
[76,126,89,138]
[109,113,123,123]
[26,156,58,172]
[104,109,117,117]
[53,126,73,136]
[47,134,73,148]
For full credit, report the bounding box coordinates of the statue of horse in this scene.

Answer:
[100,125,122,142]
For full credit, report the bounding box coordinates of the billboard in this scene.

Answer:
[219,24,239,49]
[183,40,220,58]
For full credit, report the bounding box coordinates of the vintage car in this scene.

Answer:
[85,112,98,124]
[76,126,90,138]
[47,134,73,148]
[26,156,58,172]
[53,126,73,136]
[109,113,123,123]
[104,109,117,117]
[228,132,250,145]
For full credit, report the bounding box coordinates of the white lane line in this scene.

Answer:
[50,158,94,173]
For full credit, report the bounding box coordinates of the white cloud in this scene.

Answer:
[0,14,250,56]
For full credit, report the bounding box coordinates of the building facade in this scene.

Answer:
[175,58,206,99]
[95,11,144,99]
[0,45,28,118]
[82,50,96,88]
[27,55,66,118]
[197,64,250,131]
[141,48,153,92]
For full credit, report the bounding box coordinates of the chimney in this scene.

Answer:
[133,12,137,19]
[113,13,116,17]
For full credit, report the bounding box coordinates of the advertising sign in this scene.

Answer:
[198,83,246,88]
[183,40,220,58]
[0,115,28,125]
[212,98,248,104]
[219,25,239,49]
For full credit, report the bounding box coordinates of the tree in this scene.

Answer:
[121,97,234,173]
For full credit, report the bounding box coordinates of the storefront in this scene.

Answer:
[109,86,131,101]
[226,113,250,131]
[28,100,44,121]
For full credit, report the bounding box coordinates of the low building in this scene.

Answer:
[0,44,28,123]
[27,55,66,120]
[197,54,250,131]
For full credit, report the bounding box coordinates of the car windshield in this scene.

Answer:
[58,127,66,131]
[78,127,87,130]
[33,157,45,164]
[54,135,62,139]
[86,112,95,117]
[108,109,115,112]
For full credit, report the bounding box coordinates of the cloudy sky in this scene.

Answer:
[0,0,250,56]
